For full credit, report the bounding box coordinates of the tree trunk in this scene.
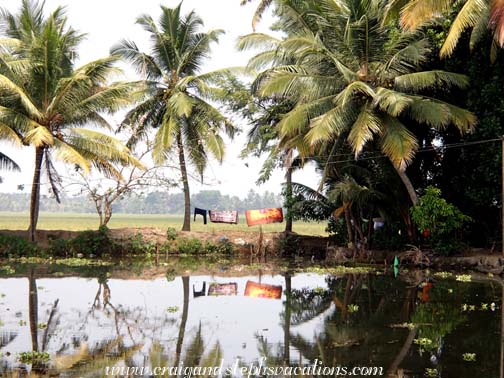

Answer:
[175,276,190,368]
[285,165,293,233]
[28,147,44,242]
[29,269,38,352]
[177,131,191,231]
[283,274,292,364]
[102,200,113,227]
[394,166,418,205]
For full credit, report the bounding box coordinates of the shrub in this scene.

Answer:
[411,186,471,254]
[204,239,235,255]
[166,227,178,241]
[0,234,40,257]
[70,228,114,257]
[177,238,203,255]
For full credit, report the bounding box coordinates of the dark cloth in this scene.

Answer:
[209,210,239,224]
[193,282,206,298]
[194,207,207,224]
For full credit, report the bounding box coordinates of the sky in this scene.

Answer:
[0,0,321,197]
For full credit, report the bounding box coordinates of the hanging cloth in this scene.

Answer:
[194,207,207,224]
[209,210,239,224]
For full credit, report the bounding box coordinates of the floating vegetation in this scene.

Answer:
[425,368,438,377]
[389,323,416,330]
[462,353,476,362]
[456,274,472,282]
[307,266,374,275]
[434,271,452,278]
[18,351,50,364]
[347,304,359,313]
[166,306,179,313]
[414,338,433,347]
[0,265,15,274]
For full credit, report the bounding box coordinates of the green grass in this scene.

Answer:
[0,212,329,236]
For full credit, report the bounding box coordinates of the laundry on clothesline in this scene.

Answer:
[193,207,207,224]
[245,208,283,227]
[209,210,239,224]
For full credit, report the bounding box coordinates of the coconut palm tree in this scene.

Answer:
[385,0,504,58]
[112,3,236,231]
[240,0,476,205]
[240,0,275,30]
[0,0,142,241]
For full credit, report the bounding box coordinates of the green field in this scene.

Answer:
[0,212,328,235]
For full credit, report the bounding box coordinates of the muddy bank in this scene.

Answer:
[1,228,503,274]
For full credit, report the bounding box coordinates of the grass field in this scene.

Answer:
[0,212,329,235]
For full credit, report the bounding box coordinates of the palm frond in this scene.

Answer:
[380,116,418,170]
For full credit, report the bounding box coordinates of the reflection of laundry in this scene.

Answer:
[418,282,433,303]
[208,282,237,296]
[193,282,206,297]
[194,208,207,224]
[373,218,385,230]
[245,208,283,226]
[209,210,238,224]
[244,281,282,299]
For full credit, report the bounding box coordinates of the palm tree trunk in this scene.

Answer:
[28,147,44,242]
[394,166,418,205]
[285,165,293,233]
[283,274,291,364]
[177,131,191,231]
[175,276,190,368]
[29,269,38,352]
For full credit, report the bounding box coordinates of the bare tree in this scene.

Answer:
[65,141,180,227]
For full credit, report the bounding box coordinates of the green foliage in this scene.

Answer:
[166,227,178,241]
[411,187,471,254]
[68,228,114,258]
[204,239,235,255]
[176,237,235,255]
[177,238,204,255]
[411,186,471,236]
[326,218,348,246]
[18,351,50,364]
[0,234,40,257]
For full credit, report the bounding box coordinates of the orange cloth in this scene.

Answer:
[245,208,283,226]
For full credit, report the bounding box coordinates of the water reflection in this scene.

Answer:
[0,266,501,377]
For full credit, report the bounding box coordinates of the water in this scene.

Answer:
[0,261,502,377]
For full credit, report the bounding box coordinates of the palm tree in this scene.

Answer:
[240,0,275,31]
[0,0,141,241]
[385,0,504,58]
[112,3,236,231]
[240,0,476,205]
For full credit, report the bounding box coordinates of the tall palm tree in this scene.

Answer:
[240,0,476,205]
[112,3,236,231]
[385,0,504,58]
[0,0,141,241]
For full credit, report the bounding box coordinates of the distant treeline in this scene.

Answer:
[0,190,282,214]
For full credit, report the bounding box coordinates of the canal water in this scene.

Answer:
[0,262,502,377]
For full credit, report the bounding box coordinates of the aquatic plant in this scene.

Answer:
[456,274,472,282]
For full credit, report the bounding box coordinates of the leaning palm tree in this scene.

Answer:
[385,0,504,58]
[240,0,476,205]
[112,3,236,231]
[0,0,141,241]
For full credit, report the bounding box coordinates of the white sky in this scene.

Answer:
[0,0,320,197]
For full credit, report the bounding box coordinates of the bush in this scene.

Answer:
[411,186,472,255]
[70,228,114,257]
[177,238,203,255]
[0,234,40,257]
[166,227,178,241]
[204,239,235,255]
